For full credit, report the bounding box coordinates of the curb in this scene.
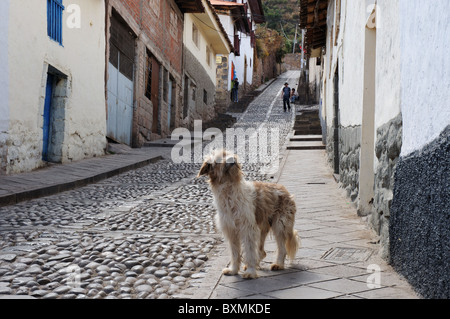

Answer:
[0,155,163,207]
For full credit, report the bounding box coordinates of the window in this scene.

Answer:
[163,68,168,102]
[192,23,199,47]
[145,51,153,100]
[206,46,211,66]
[169,9,178,39]
[149,0,160,16]
[47,0,65,45]
[203,89,207,104]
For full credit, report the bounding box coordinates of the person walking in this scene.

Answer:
[232,78,239,103]
[281,82,291,112]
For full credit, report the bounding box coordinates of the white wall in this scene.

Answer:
[0,0,9,137]
[184,14,217,84]
[217,6,255,90]
[6,0,106,173]
[374,0,401,129]
[338,1,365,127]
[399,0,450,156]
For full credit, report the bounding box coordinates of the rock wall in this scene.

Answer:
[390,125,449,299]
[371,113,402,260]
[338,126,361,203]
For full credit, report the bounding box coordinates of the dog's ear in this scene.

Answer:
[197,161,211,177]
[225,156,237,172]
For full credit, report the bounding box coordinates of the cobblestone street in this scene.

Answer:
[0,71,300,299]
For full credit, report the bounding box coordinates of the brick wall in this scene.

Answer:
[108,0,184,146]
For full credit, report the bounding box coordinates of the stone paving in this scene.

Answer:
[0,71,420,299]
[0,71,299,299]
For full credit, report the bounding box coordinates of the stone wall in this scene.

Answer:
[338,126,361,203]
[390,125,449,298]
[183,46,217,130]
[371,113,402,260]
[282,53,302,70]
[0,132,7,175]
[252,52,281,88]
[215,55,230,114]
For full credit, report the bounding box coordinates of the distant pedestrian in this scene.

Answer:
[232,78,239,103]
[290,88,297,103]
[281,82,291,112]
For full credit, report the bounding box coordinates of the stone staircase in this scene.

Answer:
[287,108,325,150]
[202,112,237,132]
[227,90,262,113]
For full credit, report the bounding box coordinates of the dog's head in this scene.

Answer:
[197,149,243,185]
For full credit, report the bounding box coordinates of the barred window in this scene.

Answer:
[47,0,65,45]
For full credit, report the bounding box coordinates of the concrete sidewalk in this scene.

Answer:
[188,149,420,299]
[0,145,173,207]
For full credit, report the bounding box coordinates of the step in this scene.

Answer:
[294,129,323,135]
[143,138,202,148]
[287,141,326,150]
[290,135,323,142]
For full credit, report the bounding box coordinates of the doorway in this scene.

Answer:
[107,11,135,145]
[42,69,67,163]
[333,64,340,175]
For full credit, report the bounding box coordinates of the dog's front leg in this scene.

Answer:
[223,231,241,276]
[241,227,259,279]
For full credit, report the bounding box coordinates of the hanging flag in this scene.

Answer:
[231,61,236,81]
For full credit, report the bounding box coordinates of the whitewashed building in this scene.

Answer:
[300,0,449,298]
[212,0,265,107]
[182,0,233,128]
[0,0,107,174]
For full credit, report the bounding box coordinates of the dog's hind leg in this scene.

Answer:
[270,215,290,270]
[270,231,287,271]
[258,225,269,264]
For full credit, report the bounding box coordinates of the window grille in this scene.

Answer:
[47,0,65,45]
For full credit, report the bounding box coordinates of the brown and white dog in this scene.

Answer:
[197,149,300,279]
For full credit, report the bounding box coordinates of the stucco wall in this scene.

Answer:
[374,0,401,129]
[6,0,106,173]
[399,0,450,157]
[184,14,217,85]
[388,0,450,298]
[0,1,9,174]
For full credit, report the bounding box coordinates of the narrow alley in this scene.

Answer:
[0,72,417,299]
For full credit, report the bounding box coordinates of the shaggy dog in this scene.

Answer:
[197,149,300,279]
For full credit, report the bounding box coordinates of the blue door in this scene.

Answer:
[42,73,54,161]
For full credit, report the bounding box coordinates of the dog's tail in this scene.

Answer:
[286,229,301,261]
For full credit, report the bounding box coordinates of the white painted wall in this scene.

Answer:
[184,14,217,84]
[374,0,401,130]
[6,0,106,173]
[399,0,450,156]
[217,5,255,91]
[0,0,9,138]
[338,1,365,127]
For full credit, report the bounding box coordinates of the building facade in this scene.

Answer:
[106,0,196,146]
[0,0,107,174]
[212,0,264,109]
[300,0,449,298]
[182,0,233,129]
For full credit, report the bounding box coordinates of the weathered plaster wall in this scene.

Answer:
[6,0,106,174]
[399,0,450,157]
[388,0,450,298]
[184,46,216,129]
[0,0,10,174]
